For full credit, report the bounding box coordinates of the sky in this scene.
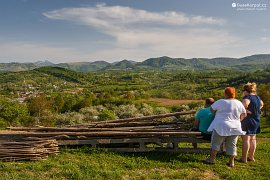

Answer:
[0,0,269,63]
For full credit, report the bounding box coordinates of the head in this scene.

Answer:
[242,82,257,95]
[224,87,236,99]
[204,98,215,108]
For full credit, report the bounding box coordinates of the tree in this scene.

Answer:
[258,84,270,116]
[0,97,30,126]
[53,94,65,113]
[27,94,52,117]
[98,109,116,121]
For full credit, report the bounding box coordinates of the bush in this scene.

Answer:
[115,104,140,118]
[0,117,8,129]
[98,110,117,121]
[0,98,31,126]
[80,107,99,122]
[54,112,85,127]
[177,104,190,112]
[153,107,170,114]
[153,107,171,121]
[34,110,55,126]
[188,102,203,110]
[139,103,154,116]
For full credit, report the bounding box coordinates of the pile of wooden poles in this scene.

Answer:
[6,111,196,137]
[0,138,59,162]
[2,110,198,156]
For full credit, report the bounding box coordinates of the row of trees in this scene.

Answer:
[1,94,194,127]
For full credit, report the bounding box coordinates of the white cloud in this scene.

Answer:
[41,4,238,61]
[43,4,226,48]
[3,4,252,63]
[43,4,225,28]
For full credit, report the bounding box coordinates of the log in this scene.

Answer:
[0,131,201,140]
[87,110,196,125]
[7,124,190,132]
[0,138,59,162]
[8,124,190,132]
[88,121,181,128]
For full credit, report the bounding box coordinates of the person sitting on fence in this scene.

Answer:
[193,98,215,140]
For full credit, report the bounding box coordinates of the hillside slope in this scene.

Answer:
[1,54,270,72]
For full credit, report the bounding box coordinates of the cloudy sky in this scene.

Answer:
[0,0,269,63]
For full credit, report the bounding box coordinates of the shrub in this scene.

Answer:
[98,110,117,121]
[153,107,171,121]
[153,107,170,114]
[177,104,190,112]
[115,104,140,118]
[54,112,85,127]
[139,103,154,116]
[80,107,99,122]
[35,110,55,126]
[0,117,8,129]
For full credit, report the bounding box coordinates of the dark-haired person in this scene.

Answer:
[237,82,264,163]
[194,98,215,140]
[203,87,246,167]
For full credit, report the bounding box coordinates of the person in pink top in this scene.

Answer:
[203,87,247,167]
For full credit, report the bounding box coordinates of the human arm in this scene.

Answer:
[210,107,216,114]
[242,98,252,114]
[260,100,264,110]
[240,113,247,121]
[194,110,201,129]
[194,118,199,129]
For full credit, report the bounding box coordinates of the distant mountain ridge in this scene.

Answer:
[1,54,270,72]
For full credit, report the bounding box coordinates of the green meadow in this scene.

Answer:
[0,117,269,180]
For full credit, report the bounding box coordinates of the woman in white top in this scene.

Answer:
[203,87,246,167]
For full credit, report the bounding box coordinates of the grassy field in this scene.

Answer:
[1,118,269,180]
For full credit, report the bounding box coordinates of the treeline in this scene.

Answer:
[0,94,199,127]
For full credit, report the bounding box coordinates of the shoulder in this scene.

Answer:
[243,95,251,100]
[231,99,242,104]
[197,108,206,115]
[255,95,261,101]
[213,99,224,104]
[211,99,224,109]
[233,99,242,103]
[233,99,246,109]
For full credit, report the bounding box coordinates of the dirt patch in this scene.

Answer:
[144,98,203,106]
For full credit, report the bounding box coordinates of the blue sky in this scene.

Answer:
[0,0,269,63]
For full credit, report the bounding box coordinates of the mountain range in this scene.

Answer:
[1,54,270,72]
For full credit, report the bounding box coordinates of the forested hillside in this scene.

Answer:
[1,54,270,72]
[0,66,269,128]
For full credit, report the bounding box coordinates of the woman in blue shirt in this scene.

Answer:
[238,82,264,163]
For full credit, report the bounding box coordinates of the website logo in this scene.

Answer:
[232,2,267,11]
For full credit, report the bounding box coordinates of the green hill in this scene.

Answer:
[104,60,136,70]
[33,66,84,83]
[56,61,110,72]
[1,54,270,72]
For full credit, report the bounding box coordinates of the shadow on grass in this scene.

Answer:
[71,146,205,163]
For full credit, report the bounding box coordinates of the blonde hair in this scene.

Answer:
[243,82,257,93]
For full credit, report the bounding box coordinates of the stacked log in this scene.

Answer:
[8,110,196,134]
[0,138,59,162]
[3,110,198,155]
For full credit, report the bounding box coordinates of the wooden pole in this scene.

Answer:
[0,131,201,139]
[87,110,196,125]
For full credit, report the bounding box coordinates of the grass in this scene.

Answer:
[1,117,270,180]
